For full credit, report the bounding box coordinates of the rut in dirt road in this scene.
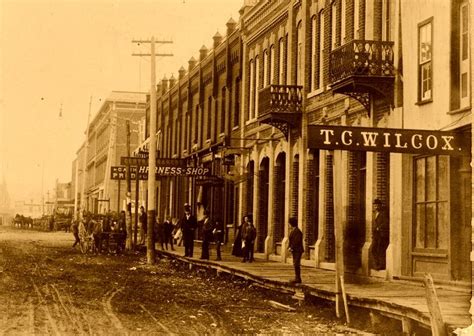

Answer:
[0,228,375,335]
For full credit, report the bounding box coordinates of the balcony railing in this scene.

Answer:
[258,84,303,117]
[329,40,395,84]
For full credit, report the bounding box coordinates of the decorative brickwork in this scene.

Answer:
[324,152,335,262]
[291,158,299,218]
[376,152,389,205]
[304,150,319,258]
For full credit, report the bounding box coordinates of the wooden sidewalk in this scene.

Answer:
[157,244,471,332]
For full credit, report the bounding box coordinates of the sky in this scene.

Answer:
[0,0,244,203]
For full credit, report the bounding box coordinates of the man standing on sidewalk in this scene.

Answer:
[288,217,303,284]
[180,203,197,258]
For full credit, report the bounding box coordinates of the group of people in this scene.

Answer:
[71,211,127,253]
[174,203,225,260]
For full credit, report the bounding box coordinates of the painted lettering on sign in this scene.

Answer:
[308,125,470,156]
[111,165,210,179]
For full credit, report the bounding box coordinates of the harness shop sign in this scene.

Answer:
[111,166,210,180]
[308,125,470,156]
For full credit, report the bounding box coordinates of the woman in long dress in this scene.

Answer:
[231,216,244,257]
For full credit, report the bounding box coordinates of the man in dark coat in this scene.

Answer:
[200,209,214,260]
[371,199,389,270]
[288,217,304,284]
[213,218,224,261]
[180,203,197,258]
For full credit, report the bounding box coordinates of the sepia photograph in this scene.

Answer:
[0,0,472,335]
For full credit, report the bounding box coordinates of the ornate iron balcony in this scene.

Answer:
[330,40,395,83]
[258,84,303,116]
[257,85,303,139]
[329,40,395,111]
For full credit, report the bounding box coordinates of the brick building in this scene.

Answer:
[73,91,147,216]
[140,18,241,236]
[139,0,472,294]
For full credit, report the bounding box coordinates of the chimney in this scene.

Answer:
[213,31,223,48]
[199,45,208,61]
[178,66,186,80]
[226,18,237,35]
[161,75,168,94]
[188,57,197,71]
[169,74,176,88]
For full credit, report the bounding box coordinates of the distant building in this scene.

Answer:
[14,200,42,219]
[0,175,12,225]
[72,91,147,216]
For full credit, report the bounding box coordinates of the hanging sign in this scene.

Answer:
[308,125,470,156]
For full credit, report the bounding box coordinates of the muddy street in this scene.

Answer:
[0,227,371,335]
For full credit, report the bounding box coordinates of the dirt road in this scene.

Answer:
[0,226,372,335]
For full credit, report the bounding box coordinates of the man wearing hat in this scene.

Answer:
[288,217,303,284]
[180,203,197,258]
[372,198,389,270]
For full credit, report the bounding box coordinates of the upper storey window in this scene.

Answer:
[418,18,433,103]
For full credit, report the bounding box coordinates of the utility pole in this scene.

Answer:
[125,120,133,250]
[80,96,93,219]
[132,37,172,264]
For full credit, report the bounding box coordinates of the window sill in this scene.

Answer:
[415,99,433,106]
[307,88,324,99]
[447,105,471,115]
[232,125,239,131]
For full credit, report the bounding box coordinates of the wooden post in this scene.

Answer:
[333,150,345,318]
[134,164,139,246]
[117,180,121,212]
[423,273,447,336]
[340,275,350,324]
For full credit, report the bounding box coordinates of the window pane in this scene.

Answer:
[437,156,448,200]
[426,156,436,201]
[462,4,469,60]
[420,23,432,62]
[425,203,436,248]
[421,62,432,100]
[437,201,449,249]
[461,73,468,97]
[416,158,425,201]
[415,204,425,248]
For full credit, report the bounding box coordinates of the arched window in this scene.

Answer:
[249,59,254,121]
[263,50,268,87]
[234,78,240,127]
[311,15,317,91]
[254,55,260,119]
[269,45,275,84]
[278,38,285,84]
[296,21,303,86]
[318,10,325,89]
[220,87,226,134]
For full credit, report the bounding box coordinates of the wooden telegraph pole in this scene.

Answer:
[132,37,172,264]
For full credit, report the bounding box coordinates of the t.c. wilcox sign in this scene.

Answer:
[308,125,470,156]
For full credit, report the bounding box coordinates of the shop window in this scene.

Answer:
[414,155,449,250]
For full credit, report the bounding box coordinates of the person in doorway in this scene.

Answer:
[241,214,256,262]
[200,209,214,260]
[139,206,147,245]
[213,218,224,261]
[288,217,304,284]
[180,203,197,258]
[371,199,389,270]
